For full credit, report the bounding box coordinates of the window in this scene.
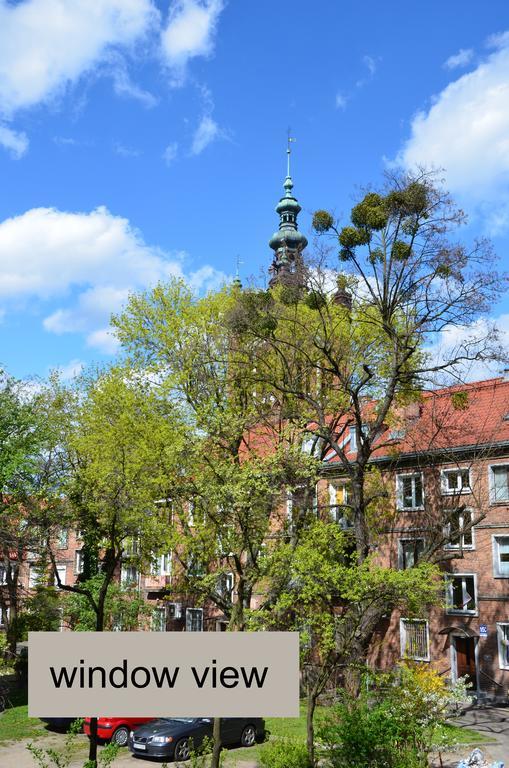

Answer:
[75,551,84,575]
[186,608,203,632]
[446,574,477,614]
[349,425,357,452]
[160,553,172,577]
[54,565,66,586]
[0,606,9,626]
[493,536,509,577]
[152,607,167,632]
[398,539,424,569]
[124,537,139,557]
[444,508,474,549]
[0,563,7,585]
[497,624,509,669]
[29,565,43,588]
[400,619,430,661]
[329,482,352,528]
[217,572,234,600]
[121,565,138,586]
[57,528,69,549]
[491,464,509,502]
[441,468,471,495]
[397,474,423,510]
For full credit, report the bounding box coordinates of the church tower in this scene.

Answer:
[268,141,308,288]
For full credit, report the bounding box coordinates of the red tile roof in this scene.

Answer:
[324,377,509,464]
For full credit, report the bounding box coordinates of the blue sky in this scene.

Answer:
[0,0,508,380]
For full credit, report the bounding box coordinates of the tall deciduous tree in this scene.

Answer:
[47,366,187,767]
[113,281,318,768]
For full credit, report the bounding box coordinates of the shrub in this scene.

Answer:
[317,665,470,768]
[260,738,311,768]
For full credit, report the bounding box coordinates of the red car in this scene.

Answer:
[84,717,155,746]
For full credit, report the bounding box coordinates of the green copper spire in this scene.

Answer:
[269,136,308,286]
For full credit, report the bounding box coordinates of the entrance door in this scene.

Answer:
[454,636,477,687]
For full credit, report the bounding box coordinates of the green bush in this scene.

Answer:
[260,738,311,768]
[316,665,470,768]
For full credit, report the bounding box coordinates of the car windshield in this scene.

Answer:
[160,718,196,723]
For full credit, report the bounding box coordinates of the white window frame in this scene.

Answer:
[152,607,167,632]
[121,565,139,587]
[400,618,430,662]
[492,535,509,578]
[29,564,43,588]
[159,553,172,577]
[75,550,84,575]
[441,468,471,495]
[497,623,509,670]
[186,607,203,632]
[57,528,69,550]
[444,508,475,550]
[0,606,10,625]
[217,571,234,600]
[445,573,477,615]
[0,563,7,585]
[396,473,424,510]
[398,538,425,569]
[489,463,509,503]
[54,565,66,586]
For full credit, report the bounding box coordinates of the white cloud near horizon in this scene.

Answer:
[0,206,228,353]
[396,34,509,234]
[161,0,224,84]
[443,48,474,70]
[426,314,509,383]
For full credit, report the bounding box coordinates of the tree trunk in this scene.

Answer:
[210,716,222,768]
[87,566,109,766]
[306,686,317,767]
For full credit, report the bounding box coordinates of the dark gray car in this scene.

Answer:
[128,717,265,760]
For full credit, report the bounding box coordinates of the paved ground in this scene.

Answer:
[431,706,508,767]
[1,707,507,767]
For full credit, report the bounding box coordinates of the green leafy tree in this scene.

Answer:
[45,365,187,767]
[113,281,318,768]
[256,520,441,764]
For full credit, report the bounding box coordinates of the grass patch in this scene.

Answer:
[224,705,490,765]
[0,688,45,744]
[435,723,491,747]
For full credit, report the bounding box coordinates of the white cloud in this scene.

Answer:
[396,36,509,233]
[161,0,224,83]
[115,142,142,157]
[363,55,377,76]
[105,52,157,109]
[56,359,85,380]
[0,206,227,353]
[335,92,347,110]
[163,141,179,165]
[0,0,158,116]
[86,328,121,354]
[443,48,474,70]
[191,114,220,154]
[0,123,28,157]
[426,314,509,382]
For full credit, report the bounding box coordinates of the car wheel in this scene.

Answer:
[112,726,129,747]
[174,737,191,761]
[240,724,256,747]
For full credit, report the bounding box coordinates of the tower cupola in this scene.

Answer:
[269,140,308,287]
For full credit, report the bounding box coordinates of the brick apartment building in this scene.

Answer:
[320,375,509,701]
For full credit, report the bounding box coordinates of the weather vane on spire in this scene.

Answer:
[287,127,296,177]
[235,254,243,279]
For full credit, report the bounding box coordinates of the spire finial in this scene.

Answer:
[233,254,243,288]
[287,128,295,178]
